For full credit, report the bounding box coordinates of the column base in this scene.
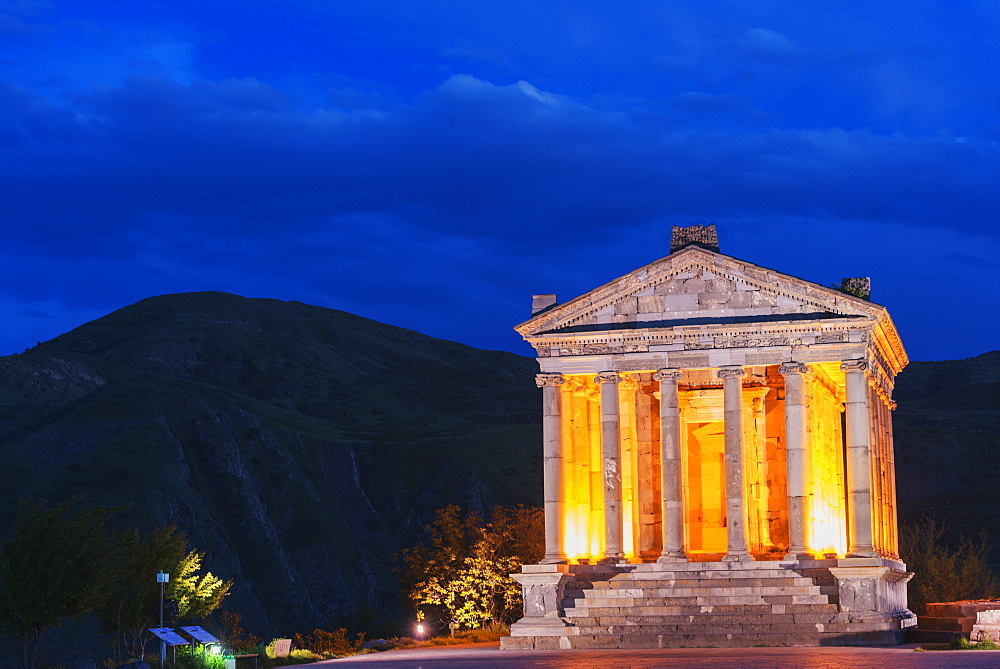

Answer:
[540,556,569,565]
[657,551,688,563]
[723,552,753,562]
[783,548,816,561]
[848,547,879,558]
[598,555,625,564]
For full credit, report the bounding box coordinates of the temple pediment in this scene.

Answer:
[515,244,906,375]
[518,246,880,336]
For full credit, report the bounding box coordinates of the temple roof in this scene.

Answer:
[516,244,907,375]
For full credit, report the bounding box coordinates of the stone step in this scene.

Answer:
[562,593,834,611]
[570,570,829,581]
[562,602,840,617]
[568,576,824,589]
[563,585,833,599]
[916,615,973,632]
[502,629,907,650]
[906,628,963,644]
[573,620,910,634]
[566,612,841,626]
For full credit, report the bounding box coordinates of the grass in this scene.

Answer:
[917,636,1000,651]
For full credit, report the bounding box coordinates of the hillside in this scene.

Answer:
[893,350,1000,545]
[0,291,996,638]
[0,292,542,635]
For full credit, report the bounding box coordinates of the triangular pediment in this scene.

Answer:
[516,246,886,338]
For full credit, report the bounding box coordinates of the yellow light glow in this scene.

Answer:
[806,375,848,557]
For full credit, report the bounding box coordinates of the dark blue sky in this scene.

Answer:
[2,1,998,362]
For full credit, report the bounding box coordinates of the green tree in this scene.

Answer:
[169,547,233,618]
[0,499,126,669]
[98,525,188,662]
[899,515,1000,615]
[398,505,543,630]
[98,526,233,662]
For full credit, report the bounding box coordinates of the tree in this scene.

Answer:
[0,499,126,669]
[98,525,188,662]
[398,505,543,630]
[899,515,1000,615]
[98,525,233,662]
[169,547,232,619]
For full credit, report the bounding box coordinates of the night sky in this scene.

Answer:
[2,1,998,362]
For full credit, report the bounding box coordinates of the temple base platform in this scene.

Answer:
[502,559,915,650]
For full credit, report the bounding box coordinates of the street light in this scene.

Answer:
[157,571,169,665]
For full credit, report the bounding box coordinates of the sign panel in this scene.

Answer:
[149,628,189,646]
[180,626,220,645]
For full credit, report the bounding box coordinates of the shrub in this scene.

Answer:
[291,628,365,657]
[952,636,1000,651]
[899,516,1000,615]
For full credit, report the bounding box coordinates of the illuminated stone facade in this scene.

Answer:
[503,226,915,649]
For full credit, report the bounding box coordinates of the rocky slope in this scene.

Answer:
[0,292,541,635]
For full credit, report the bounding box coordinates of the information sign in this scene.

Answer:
[180,626,220,645]
[149,628,189,646]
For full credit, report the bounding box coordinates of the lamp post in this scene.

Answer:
[157,571,169,666]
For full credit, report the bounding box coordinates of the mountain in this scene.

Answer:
[0,292,542,635]
[0,291,997,639]
[893,350,1000,547]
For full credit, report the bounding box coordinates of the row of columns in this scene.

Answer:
[538,359,885,564]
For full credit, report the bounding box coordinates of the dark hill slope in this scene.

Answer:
[0,292,996,634]
[892,350,1000,545]
[33,292,536,430]
[0,293,541,635]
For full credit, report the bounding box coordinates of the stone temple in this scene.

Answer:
[501,225,915,649]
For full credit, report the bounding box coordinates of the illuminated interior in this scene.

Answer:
[557,365,862,564]
[807,369,848,557]
[683,421,726,554]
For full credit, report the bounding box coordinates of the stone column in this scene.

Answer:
[654,368,686,562]
[887,399,900,559]
[842,360,876,558]
[595,371,624,562]
[780,362,812,560]
[718,365,751,562]
[537,373,568,564]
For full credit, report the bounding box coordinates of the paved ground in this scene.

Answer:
[317,642,1000,668]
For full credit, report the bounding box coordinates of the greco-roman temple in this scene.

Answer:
[502,225,915,649]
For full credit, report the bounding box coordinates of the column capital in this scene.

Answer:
[778,361,810,376]
[594,371,622,385]
[535,373,565,387]
[654,368,683,382]
[841,359,869,373]
[888,400,898,411]
[716,365,746,380]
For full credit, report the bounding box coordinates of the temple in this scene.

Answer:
[502,225,915,649]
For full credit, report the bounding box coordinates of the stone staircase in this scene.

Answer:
[502,560,915,649]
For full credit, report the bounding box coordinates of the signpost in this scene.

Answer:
[156,571,169,665]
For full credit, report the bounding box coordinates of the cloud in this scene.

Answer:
[740,28,796,63]
[1,0,998,361]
